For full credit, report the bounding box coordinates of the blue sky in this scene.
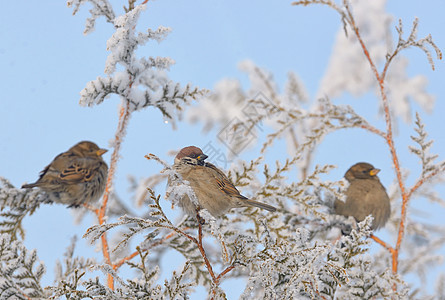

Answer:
[1,0,444,297]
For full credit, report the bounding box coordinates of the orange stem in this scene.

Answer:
[165,214,236,288]
[113,251,139,270]
[93,101,132,290]
[112,230,180,270]
[216,265,236,284]
[197,218,217,282]
[345,8,408,275]
[370,234,395,255]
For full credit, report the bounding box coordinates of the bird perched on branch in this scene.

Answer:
[22,141,108,208]
[171,146,276,218]
[334,162,391,230]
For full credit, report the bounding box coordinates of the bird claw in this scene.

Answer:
[196,212,205,225]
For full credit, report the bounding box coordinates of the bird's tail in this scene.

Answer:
[244,199,277,212]
[22,183,38,189]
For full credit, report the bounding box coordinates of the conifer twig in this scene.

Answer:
[112,230,180,270]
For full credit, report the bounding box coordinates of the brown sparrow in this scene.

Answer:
[334,162,391,230]
[171,146,276,218]
[22,141,108,208]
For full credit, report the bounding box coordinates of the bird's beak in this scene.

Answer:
[96,149,108,156]
[197,154,208,162]
[370,168,380,176]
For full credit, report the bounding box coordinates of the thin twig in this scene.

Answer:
[95,101,132,290]
[359,124,386,138]
[345,5,407,275]
[371,234,397,272]
[157,212,236,288]
[370,234,395,254]
[407,166,445,199]
[112,230,180,270]
[197,216,217,282]
[113,251,139,271]
[216,265,236,284]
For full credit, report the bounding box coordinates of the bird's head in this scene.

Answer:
[70,141,108,158]
[345,162,380,181]
[175,146,208,166]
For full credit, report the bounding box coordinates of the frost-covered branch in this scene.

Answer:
[383,18,442,79]
[408,113,445,198]
[0,234,45,299]
[0,178,47,240]
[76,3,207,126]
[67,0,115,34]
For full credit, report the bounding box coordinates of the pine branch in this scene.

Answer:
[383,18,442,79]
[408,113,445,196]
[0,178,47,240]
[0,234,45,299]
[67,0,116,34]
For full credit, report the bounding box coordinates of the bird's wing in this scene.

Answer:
[31,151,73,184]
[47,154,103,184]
[204,162,246,199]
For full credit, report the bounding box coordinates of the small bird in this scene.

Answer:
[334,162,391,230]
[22,141,108,208]
[171,146,276,218]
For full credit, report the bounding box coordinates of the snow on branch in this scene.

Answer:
[104,6,172,74]
[387,18,442,73]
[382,18,442,121]
[80,75,204,121]
[0,234,45,299]
[67,0,116,34]
[74,3,207,127]
[408,112,445,200]
[409,113,441,178]
[0,178,49,240]
[48,236,97,299]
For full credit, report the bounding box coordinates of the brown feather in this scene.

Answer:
[172,146,277,218]
[335,162,390,230]
[22,141,108,207]
[204,162,247,200]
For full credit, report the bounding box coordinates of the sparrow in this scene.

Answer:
[171,146,277,218]
[334,162,391,230]
[22,141,108,208]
